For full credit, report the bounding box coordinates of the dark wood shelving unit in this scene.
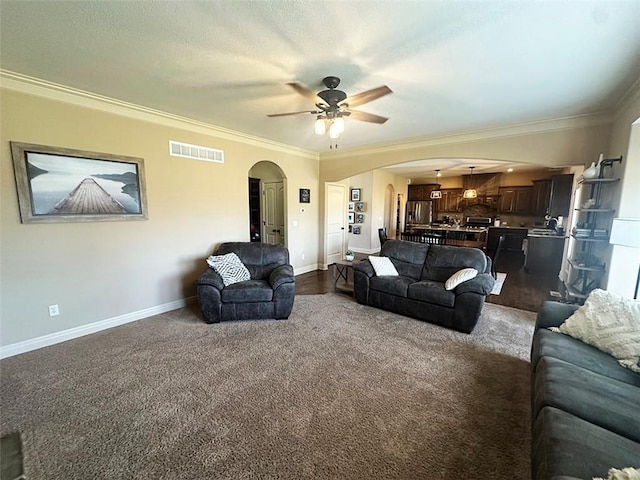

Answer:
[564,157,622,302]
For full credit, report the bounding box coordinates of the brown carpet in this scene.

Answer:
[0,294,535,479]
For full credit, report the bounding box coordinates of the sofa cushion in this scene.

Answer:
[532,407,640,480]
[370,276,413,297]
[380,240,428,280]
[220,279,273,303]
[423,245,487,283]
[551,289,640,373]
[217,242,289,280]
[408,280,455,307]
[206,252,251,286]
[533,356,640,442]
[368,256,399,276]
[532,329,640,387]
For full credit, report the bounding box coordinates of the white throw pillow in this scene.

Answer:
[593,467,640,480]
[445,268,478,290]
[206,252,251,286]
[368,256,399,276]
[550,289,640,373]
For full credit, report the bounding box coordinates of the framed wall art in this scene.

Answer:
[299,188,310,203]
[10,142,148,224]
[350,188,361,201]
[348,202,355,211]
[348,212,355,224]
[355,202,365,212]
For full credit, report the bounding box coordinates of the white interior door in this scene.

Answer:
[326,183,346,265]
[262,181,284,245]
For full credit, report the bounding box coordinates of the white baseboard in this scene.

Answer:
[0,296,197,359]
[294,263,321,275]
[349,247,379,255]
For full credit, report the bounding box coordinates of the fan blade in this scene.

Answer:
[267,110,319,117]
[343,85,392,108]
[347,109,389,124]
[286,82,321,103]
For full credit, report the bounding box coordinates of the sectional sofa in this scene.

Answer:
[531,301,640,480]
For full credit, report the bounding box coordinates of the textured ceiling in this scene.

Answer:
[1,1,640,158]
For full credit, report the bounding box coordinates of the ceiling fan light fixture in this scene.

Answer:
[329,121,341,139]
[314,116,326,135]
[334,116,345,134]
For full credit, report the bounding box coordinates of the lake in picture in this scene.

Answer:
[26,153,141,215]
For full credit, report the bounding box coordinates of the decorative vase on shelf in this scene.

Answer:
[583,161,598,179]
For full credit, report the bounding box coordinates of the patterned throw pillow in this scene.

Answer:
[445,268,478,290]
[551,289,640,372]
[368,256,399,276]
[206,252,251,286]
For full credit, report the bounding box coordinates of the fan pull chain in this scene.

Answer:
[330,143,338,149]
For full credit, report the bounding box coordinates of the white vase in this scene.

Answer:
[583,161,598,179]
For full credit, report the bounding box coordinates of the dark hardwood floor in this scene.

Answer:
[295,250,562,312]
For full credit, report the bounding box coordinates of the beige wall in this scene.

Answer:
[1,89,320,347]
[319,123,611,183]
[604,88,640,297]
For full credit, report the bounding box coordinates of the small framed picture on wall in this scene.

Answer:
[299,188,310,203]
[348,202,355,211]
[347,212,355,224]
[353,226,361,235]
[351,188,361,201]
[355,202,365,212]
[356,213,364,223]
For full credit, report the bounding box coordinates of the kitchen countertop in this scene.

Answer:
[405,224,488,233]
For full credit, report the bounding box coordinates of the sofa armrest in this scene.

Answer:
[269,264,295,290]
[352,259,375,278]
[454,273,494,296]
[197,268,224,290]
[535,301,580,331]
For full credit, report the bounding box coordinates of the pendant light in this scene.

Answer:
[463,166,477,199]
[430,170,442,199]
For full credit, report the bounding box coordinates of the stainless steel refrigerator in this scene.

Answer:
[405,201,433,227]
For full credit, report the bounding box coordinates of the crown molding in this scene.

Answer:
[613,74,640,118]
[319,111,614,160]
[0,70,318,160]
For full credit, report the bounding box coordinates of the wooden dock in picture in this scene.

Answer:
[51,178,127,214]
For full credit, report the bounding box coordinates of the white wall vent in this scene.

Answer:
[169,141,224,163]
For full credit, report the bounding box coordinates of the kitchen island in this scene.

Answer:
[401,225,488,249]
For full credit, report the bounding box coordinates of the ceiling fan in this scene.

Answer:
[267,76,392,139]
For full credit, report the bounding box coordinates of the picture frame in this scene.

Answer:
[351,188,361,201]
[352,226,361,235]
[10,142,148,224]
[348,225,353,233]
[348,202,355,211]
[347,212,355,224]
[299,188,310,203]
[355,202,365,212]
[356,213,364,223]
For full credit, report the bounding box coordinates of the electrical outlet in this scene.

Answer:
[48,304,59,316]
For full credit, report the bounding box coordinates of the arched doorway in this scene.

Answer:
[248,161,287,246]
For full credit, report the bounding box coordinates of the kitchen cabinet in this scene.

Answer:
[408,184,440,201]
[487,227,528,253]
[548,174,574,217]
[531,179,552,216]
[530,174,573,217]
[525,235,566,276]
[498,186,532,214]
[437,188,463,212]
